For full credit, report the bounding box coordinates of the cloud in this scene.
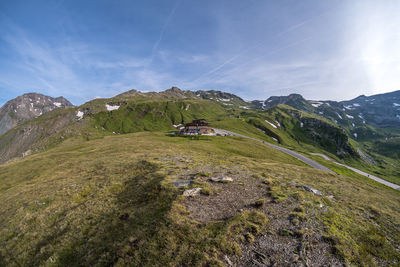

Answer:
[150,0,182,64]
[1,1,399,105]
[0,21,153,103]
[177,54,209,64]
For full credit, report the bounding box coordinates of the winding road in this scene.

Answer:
[213,128,400,190]
[310,153,400,190]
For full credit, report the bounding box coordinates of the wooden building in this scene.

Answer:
[180,119,212,135]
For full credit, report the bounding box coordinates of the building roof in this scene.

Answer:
[184,119,209,127]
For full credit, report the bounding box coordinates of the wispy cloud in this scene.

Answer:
[189,37,313,92]
[150,0,182,64]
[0,20,153,103]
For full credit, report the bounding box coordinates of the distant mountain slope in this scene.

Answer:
[195,90,252,109]
[337,90,400,128]
[115,86,197,99]
[253,93,313,112]
[0,93,74,135]
[256,90,400,128]
[0,108,78,164]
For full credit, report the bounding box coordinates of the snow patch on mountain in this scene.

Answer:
[76,111,84,120]
[106,104,120,111]
[265,120,277,128]
[311,101,323,107]
[344,105,354,110]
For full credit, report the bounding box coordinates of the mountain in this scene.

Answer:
[253,90,400,185]
[195,90,252,109]
[337,90,400,128]
[0,93,74,135]
[253,93,313,112]
[256,90,400,129]
[0,87,230,164]
[115,86,197,99]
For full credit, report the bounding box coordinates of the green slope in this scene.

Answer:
[0,88,398,186]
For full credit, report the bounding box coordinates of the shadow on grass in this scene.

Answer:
[55,160,178,267]
[1,160,269,267]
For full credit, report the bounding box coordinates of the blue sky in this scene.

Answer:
[1,0,399,106]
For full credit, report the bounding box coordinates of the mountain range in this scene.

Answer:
[0,87,399,266]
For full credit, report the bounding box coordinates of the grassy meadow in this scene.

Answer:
[0,132,399,266]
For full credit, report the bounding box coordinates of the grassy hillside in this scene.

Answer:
[0,132,399,266]
[91,99,229,134]
[0,89,398,186]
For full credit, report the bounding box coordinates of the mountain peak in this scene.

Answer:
[287,93,306,100]
[260,93,310,111]
[0,92,73,135]
[166,86,182,92]
[115,89,141,98]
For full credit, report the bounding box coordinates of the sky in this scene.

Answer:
[0,0,400,106]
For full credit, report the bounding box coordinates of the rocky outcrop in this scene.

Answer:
[300,116,358,158]
[282,108,358,158]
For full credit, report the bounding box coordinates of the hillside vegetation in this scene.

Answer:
[2,88,400,186]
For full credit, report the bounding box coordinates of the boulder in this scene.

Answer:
[183,187,202,197]
[210,176,233,183]
[296,185,323,196]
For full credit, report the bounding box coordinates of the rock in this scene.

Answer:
[22,150,32,157]
[119,213,129,220]
[183,187,202,197]
[210,176,233,183]
[224,255,233,266]
[34,200,46,206]
[172,180,192,188]
[296,185,323,196]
